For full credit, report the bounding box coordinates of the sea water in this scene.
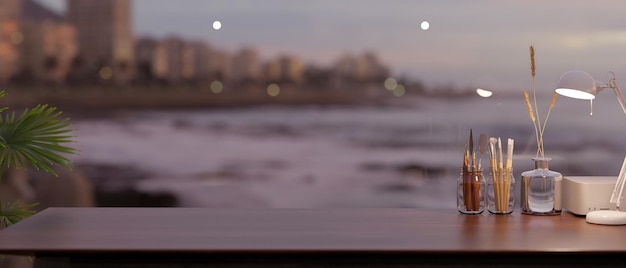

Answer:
[69,95,626,209]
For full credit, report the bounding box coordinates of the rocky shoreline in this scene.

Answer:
[27,159,453,209]
[2,85,372,115]
[76,162,179,207]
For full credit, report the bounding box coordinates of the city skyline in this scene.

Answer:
[32,0,626,93]
[2,0,396,89]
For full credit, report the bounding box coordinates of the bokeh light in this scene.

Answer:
[210,81,223,94]
[99,66,113,80]
[267,83,280,97]
[393,84,406,97]
[476,88,493,98]
[11,32,23,44]
[421,21,430,31]
[384,77,397,90]
[213,20,222,30]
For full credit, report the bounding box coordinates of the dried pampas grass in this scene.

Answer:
[524,45,557,159]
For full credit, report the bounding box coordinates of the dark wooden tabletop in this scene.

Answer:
[0,207,624,256]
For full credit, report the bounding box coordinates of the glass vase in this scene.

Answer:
[520,158,562,215]
[487,168,515,214]
[457,170,485,214]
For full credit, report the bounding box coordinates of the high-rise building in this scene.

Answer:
[20,0,77,83]
[0,0,77,84]
[67,0,134,83]
[0,0,21,83]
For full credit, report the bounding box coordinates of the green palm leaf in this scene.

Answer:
[0,104,77,177]
[0,92,77,227]
[0,201,38,228]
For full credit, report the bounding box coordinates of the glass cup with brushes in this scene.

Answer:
[457,130,486,214]
[486,136,515,214]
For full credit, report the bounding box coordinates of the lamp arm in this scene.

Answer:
[601,72,626,114]
[611,156,626,210]
[598,73,626,115]
[604,74,626,210]
[610,85,626,116]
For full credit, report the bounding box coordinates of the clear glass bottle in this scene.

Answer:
[487,168,515,214]
[520,158,562,215]
[457,170,485,214]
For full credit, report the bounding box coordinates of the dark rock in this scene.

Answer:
[76,162,178,207]
[359,161,448,180]
[375,182,417,193]
[76,162,150,191]
[28,165,96,210]
[359,162,387,171]
[395,163,447,179]
[95,188,178,207]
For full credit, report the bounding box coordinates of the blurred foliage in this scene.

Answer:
[0,91,76,227]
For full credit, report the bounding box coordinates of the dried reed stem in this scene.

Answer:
[523,91,535,122]
[529,45,543,158]
[523,91,541,157]
[530,46,536,78]
[538,92,558,158]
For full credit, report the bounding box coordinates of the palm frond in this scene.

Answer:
[0,104,77,177]
[0,92,75,227]
[0,201,38,227]
[0,91,7,114]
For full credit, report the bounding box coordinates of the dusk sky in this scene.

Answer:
[36,0,626,93]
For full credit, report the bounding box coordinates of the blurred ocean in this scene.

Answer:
[70,93,626,209]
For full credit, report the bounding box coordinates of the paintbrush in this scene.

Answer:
[469,129,475,171]
[497,137,503,171]
[489,137,498,175]
[462,143,473,211]
[488,137,500,211]
[504,138,514,212]
[506,138,514,170]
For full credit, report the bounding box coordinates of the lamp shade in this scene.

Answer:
[555,70,597,100]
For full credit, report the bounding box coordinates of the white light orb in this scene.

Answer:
[213,20,222,30]
[384,77,397,90]
[420,21,430,31]
[476,88,493,98]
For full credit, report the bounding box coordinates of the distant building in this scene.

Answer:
[144,36,196,84]
[135,37,159,81]
[180,41,195,80]
[303,64,333,89]
[19,0,76,83]
[360,51,390,82]
[68,0,134,83]
[0,0,21,19]
[333,51,390,85]
[136,37,215,84]
[0,0,76,84]
[0,0,20,83]
[188,41,211,81]
[333,53,360,84]
[208,48,232,82]
[158,37,183,83]
[231,47,261,84]
[265,55,304,84]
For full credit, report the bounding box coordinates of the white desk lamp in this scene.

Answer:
[555,70,626,225]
